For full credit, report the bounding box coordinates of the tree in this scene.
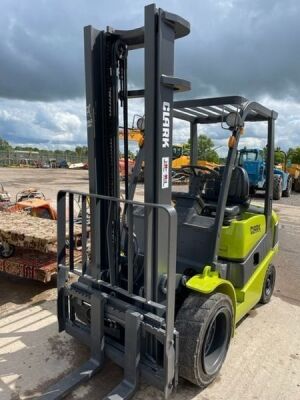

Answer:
[182,143,190,156]
[273,147,300,165]
[184,134,219,162]
[75,146,88,157]
[0,137,12,151]
[290,147,300,164]
[274,147,286,164]
[197,135,219,163]
[128,150,136,160]
[14,146,39,152]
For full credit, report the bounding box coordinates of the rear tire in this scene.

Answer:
[282,176,292,197]
[294,178,300,192]
[273,175,282,200]
[176,292,233,388]
[260,264,276,304]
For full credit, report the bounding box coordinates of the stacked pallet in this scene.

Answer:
[0,211,82,282]
[0,211,81,252]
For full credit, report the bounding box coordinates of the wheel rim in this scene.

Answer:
[265,270,274,297]
[202,308,231,376]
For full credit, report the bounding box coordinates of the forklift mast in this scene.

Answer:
[84,3,190,294]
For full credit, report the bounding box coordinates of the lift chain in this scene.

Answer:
[116,40,129,200]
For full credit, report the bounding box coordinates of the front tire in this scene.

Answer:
[273,175,282,200]
[176,292,233,388]
[260,264,276,304]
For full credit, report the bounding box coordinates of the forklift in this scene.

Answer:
[43,4,279,399]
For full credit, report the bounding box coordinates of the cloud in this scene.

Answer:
[0,0,300,148]
[171,2,300,111]
[0,95,299,152]
[0,0,300,102]
[0,98,86,147]
[0,0,146,101]
[173,95,300,152]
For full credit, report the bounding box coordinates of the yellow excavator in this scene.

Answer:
[118,129,143,178]
[119,129,144,148]
[172,144,219,170]
[119,130,218,176]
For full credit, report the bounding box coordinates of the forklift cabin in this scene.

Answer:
[44,4,278,400]
[171,97,278,278]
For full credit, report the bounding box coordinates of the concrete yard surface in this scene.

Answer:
[0,168,300,400]
[0,290,299,400]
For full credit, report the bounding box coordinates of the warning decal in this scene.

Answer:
[162,157,169,189]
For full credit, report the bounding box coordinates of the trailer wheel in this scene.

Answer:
[282,176,292,197]
[273,175,282,200]
[260,264,276,304]
[0,242,15,258]
[176,292,233,388]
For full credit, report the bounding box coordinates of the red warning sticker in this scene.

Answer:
[162,157,169,189]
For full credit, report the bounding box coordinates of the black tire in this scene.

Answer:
[273,175,282,200]
[260,264,276,304]
[176,292,233,388]
[282,176,292,197]
[294,178,300,193]
[249,186,257,195]
[0,242,15,258]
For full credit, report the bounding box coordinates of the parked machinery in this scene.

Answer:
[287,163,300,191]
[275,149,300,192]
[238,147,292,199]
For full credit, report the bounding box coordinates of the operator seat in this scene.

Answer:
[202,166,250,219]
[172,166,250,220]
[172,174,206,212]
[174,167,249,273]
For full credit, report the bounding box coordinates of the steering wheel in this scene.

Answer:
[179,165,220,178]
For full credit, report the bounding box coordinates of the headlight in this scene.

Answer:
[225,112,243,129]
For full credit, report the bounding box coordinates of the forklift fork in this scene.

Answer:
[104,310,142,400]
[43,307,142,400]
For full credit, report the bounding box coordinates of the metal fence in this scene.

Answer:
[0,150,87,167]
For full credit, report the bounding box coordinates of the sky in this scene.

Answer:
[0,0,300,151]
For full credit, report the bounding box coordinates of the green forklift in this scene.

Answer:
[43,4,279,399]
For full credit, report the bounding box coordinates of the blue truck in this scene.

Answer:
[238,148,292,200]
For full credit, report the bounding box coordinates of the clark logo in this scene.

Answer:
[250,224,261,234]
[162,101,170,148]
